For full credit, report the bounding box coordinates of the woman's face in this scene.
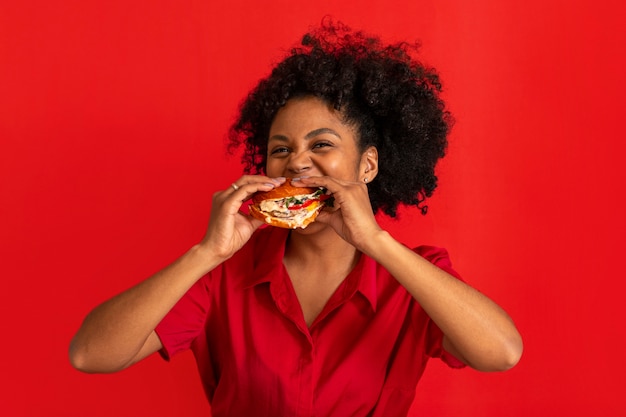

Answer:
[266,96,364,180]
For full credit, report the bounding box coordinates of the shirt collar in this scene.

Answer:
[241,227,289,289]
[354,254,378,312]
[243,227,378,311]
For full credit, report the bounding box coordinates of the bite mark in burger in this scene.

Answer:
[249,179,331,229]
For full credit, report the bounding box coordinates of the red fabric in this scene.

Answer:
[155,227,465,416]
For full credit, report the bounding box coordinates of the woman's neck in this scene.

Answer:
[284,226,359,270]
[283,226,361,327]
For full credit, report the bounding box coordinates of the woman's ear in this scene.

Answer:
[359,146,379,184]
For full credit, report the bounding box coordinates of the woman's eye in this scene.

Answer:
[270,147,289,156]
[312,141,332,150]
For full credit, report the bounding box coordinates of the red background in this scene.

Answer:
[1,0,625,415]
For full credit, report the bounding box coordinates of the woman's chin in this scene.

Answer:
[291,219,328,235]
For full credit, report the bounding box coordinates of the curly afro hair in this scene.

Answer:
[229,20,453,217]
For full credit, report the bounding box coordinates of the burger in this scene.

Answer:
[249,179,332,229]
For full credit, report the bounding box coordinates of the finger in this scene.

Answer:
[229,175,286,191]
[228,176,285,195]
[228,183,277,204]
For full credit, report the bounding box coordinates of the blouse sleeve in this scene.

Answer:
[416,245,467,369]
[154,269,215,361]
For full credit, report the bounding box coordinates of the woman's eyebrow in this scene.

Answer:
[305,128,342,140]
[269,128,342,143]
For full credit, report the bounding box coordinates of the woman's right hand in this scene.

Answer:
[199,175,285,260]
[68,175,285,374]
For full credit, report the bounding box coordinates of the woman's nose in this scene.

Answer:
[286,150,312,174]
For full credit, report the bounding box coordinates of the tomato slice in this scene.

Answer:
[288,194,331,210]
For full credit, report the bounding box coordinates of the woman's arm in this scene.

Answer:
[291,176,522,372]
[69,176,284,373]
[361,230,523,372]
[68,244,223,373]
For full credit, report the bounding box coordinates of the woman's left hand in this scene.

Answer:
[291,176,383,249]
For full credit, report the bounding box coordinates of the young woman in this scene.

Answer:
[70,21,522,416]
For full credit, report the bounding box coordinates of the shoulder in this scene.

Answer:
[414,245,463,281]
[414,245,452,265]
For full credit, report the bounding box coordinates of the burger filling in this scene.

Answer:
[258,189,329,220]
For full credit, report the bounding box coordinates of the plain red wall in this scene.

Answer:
[1,0,625,415]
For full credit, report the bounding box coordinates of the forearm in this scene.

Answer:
[361,231,523,371]
[69,243,223,373]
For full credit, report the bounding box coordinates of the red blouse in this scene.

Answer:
[156,227,465,417]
